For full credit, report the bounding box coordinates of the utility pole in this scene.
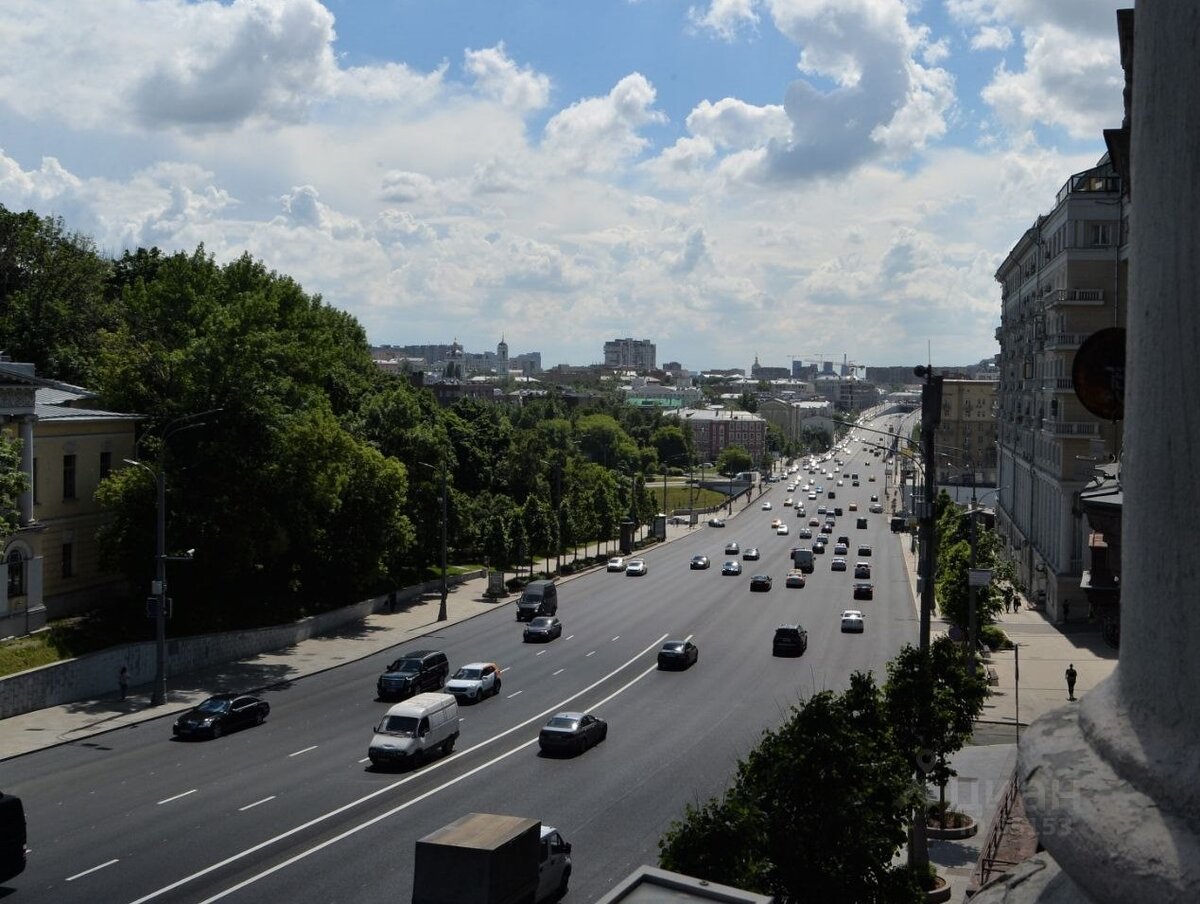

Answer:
[438,461,448,621]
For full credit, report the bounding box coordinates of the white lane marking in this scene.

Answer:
[194,655,664,904]
[586,650,596,657]
[552,669,564,676]
[507,690,523,698]
[157,789,197,805]
[536,650,546,656]
[67,859,120,881]
[357,757,370,764]
[499,666,511,673]
[611,635,620,641]
[288,746,318,758]
[238,797,276,812]
[565,634,575,641]
[128,633,668,904]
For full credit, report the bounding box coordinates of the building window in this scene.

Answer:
[61,540,75,578]
[6,550,24,597]
[63,453,77,500]
[100,451,112,481]
[1089,223,1111,246]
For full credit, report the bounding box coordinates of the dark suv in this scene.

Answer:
[772,624,809,657]
[376,650,449,700]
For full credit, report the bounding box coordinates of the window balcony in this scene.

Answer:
[1043,377,1076,392]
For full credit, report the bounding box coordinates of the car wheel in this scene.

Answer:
[444,733,457,754]
[555,866,572,902]
[255,710,265,726]
[493,680,501,696]
[578,738,588,755]
[210,724,222,739]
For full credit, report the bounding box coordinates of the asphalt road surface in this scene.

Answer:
[3,420,920,903]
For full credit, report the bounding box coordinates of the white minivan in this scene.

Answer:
[369,693,459,769]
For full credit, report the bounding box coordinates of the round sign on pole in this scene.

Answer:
[1072,327,1125,421]
[948,625,964,641]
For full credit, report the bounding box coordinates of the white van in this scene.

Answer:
[368,693,460,769]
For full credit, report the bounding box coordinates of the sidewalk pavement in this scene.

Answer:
[0,497,759,762]
[887,474,1119,901]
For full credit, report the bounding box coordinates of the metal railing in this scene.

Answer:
[968,770,1020,896]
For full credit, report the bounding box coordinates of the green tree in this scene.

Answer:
[739,389,759,413]
[716,444,752,476]
[659,673,923,903]
[884,638,988,848]
[0,205,115,385]
[0,434,29,542]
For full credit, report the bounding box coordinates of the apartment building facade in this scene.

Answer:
[670,408,767,466]
[603,338,656,372]
[936,379,999,486]
[992,156,1126,621]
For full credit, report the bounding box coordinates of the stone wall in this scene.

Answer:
[0,572,482,719]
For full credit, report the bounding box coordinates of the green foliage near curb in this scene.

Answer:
[0,634,62,676]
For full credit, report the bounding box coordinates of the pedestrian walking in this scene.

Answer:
[1065,663,1078,701]
[118,666,129,701]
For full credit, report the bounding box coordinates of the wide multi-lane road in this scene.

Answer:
[5,425,918,903]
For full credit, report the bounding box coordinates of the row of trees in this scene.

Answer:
[658,637,987,902]
[0,204,820,632]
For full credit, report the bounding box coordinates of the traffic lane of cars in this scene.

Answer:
[172,592,860,904]
[9,513,902,902]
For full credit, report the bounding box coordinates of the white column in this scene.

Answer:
[1009,2,1200,900]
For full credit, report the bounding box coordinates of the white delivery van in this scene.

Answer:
[368,692,459,769]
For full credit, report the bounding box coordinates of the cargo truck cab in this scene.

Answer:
[537,827,572,903]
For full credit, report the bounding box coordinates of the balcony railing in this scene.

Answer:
[1042,377,1075,391]
[1043,420,1100,437]
[1044,332,1086,350]
[1052,288,1105,306]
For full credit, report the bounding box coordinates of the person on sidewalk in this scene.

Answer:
[1065,663,1078,701]
[118,666,129,701]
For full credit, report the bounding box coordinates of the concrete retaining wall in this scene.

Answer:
[0,572,482,720]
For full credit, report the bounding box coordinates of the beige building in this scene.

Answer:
[992,155,1126,621]
[936,379,998,486]
[1,362,138,637]
[759,398,835,443]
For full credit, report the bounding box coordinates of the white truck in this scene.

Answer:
[411,813,572,904]
[791,546,814,573]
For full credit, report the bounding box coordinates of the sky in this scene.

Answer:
[0,0,1127,372]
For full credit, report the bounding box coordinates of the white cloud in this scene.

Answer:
[541,74,667,173]
[688,0,761,40]
[970,26,1013,51]
[747,0,956,179]
[685,98,791,150]
[380,171,437,204]
[464,43,551,113]
[982,24,1122,140]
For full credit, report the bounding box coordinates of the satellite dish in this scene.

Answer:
[1072,327,1125,421]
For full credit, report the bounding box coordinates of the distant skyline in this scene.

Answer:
[0,1,1125,369]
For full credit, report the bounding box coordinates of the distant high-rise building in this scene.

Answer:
[603,338,656,371]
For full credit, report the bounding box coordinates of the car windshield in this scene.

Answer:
[196,698,232,714]
[452,667,482,680]
[546,716,579,730]
[376,714,419,736]
[387,659,421,674]
[530,618,552,628]
[662,643,684,652]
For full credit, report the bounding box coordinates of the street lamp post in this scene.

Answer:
[127,408,221,706]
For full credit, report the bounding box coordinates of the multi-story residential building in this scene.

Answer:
[758,399,835,444]
[811,374,879,412]
[993,154,1126,621]
[1,361,139,637]
[668,408,767,466]
[603,338,656,372]
[936,379,999,486]
[749,356,790,381]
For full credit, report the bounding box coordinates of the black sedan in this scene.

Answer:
[853,582,875,600]
[538,711,608,756]
[173,694,269,740]
[690,555,711,570]
[749,574,773,592]
[657,640,699,670]
[523,616,563,642]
